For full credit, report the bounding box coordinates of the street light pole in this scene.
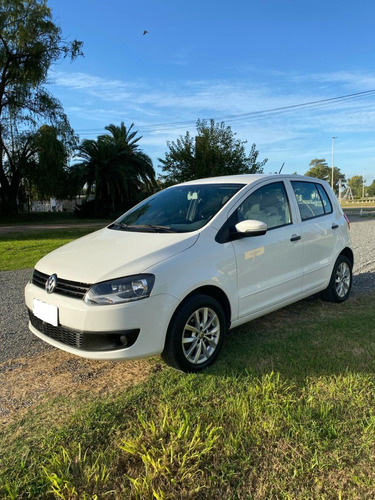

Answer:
[331,136,337,190]
[363,167,365,198]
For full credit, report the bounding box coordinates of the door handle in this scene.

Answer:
[331,223,339,229]
[290,234,301,242]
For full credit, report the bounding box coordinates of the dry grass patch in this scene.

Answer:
[0,350,152,425]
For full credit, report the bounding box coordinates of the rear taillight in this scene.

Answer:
[344,213,350,229]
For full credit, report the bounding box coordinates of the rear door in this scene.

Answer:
[290,180,338,293]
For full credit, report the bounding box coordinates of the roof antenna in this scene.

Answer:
[278,162,285,174]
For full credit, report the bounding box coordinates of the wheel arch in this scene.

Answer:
[340,247,354,267]
[167,285,232,334]
[320,250,353,303]
[162,286,230,371]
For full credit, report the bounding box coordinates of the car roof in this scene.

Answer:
[179,173,325,187]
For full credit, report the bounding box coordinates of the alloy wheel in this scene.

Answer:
[182,307,221,365]
[335,261,351,298]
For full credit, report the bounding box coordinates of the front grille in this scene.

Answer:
[29,310,83,348]
[28,310,140,351]
[32,269,91,300]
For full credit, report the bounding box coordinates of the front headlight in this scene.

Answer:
[84,274,155,305]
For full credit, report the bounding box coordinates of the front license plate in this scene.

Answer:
[33,299,58,327]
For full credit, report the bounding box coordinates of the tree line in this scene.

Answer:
[0,0,269,216]
[0,0,372,217]
[305,158,375,199]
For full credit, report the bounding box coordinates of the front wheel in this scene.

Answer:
[161,294,226,372]
[320,255,352,303]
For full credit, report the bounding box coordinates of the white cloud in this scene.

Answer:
[54,72,372,144]
[300,71,375,90]
[47,68,375,183]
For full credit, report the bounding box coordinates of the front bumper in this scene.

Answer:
[25,282,179,361]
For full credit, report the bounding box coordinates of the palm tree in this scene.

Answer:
[76,122,156,215]
[104,122,156,194]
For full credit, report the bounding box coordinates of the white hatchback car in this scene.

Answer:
[25,174,353,372]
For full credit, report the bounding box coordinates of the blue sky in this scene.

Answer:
[47,0,375,185]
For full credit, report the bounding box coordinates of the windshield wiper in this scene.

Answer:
[109,222,174,233]
[108,222,131,230]
[135,224,175,233]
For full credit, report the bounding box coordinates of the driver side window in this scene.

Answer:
[237,182,292,229]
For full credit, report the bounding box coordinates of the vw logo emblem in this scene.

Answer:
[45,274,57,294]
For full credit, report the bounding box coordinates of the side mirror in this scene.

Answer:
[235,219,267,237]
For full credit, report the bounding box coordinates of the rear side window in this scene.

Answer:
[291,181,333,221]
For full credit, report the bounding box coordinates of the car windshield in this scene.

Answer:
[109,183,244,233]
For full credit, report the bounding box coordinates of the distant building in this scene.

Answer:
[30,196,89,212]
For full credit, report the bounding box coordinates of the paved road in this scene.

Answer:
[0,215,374,364]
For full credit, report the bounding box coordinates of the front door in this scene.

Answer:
[233,181,303,319]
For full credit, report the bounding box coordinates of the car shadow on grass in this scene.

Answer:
[213,289,375,382]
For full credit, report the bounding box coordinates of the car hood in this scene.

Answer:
[35,227,200,283]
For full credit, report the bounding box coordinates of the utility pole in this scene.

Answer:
[363,168,365,198]
[331,136,337,190]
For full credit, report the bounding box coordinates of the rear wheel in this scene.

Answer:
[320,255,352,303]
[162,294,226,372]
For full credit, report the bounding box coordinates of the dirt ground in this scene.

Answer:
[0,350,157,426]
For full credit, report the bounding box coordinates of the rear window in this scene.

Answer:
[291,181,333,221]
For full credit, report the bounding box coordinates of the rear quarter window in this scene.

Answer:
[291,181,333,221]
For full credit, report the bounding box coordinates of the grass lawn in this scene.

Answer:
[1,295,375,499]
[341,201,375,210]
[1,220,375,498]
[0,227,106,271]
[0,212,110,271]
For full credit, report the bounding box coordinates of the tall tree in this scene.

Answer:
[367,180,375,197]
[76,122,156,216]
[305,159,330,182]
[347,175,365,198]
[305,158,345,194]
[158,119,268,186]
[104,122,156,194]
[0,0,83,213]
[6,125,74,208]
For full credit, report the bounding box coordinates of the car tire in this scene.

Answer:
[161,294,226,372]
[320,255,352,303]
